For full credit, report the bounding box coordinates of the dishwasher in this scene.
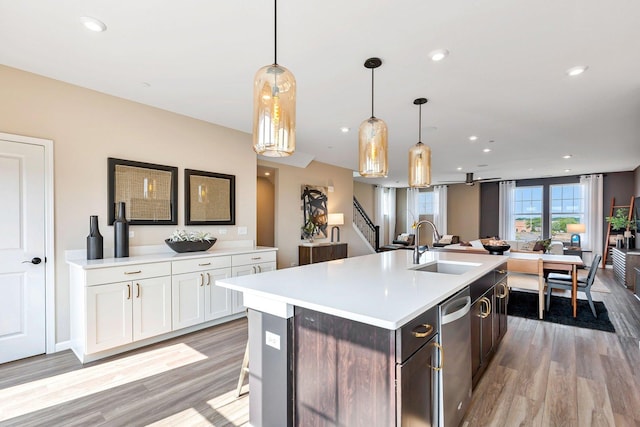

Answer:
[438,287,472,427]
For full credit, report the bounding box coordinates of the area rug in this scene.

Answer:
[508,290,616,333]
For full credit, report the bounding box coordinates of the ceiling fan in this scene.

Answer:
[439,172,501,186]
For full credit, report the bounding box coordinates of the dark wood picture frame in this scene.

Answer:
[185,169,236,225]
[107,157,178,225]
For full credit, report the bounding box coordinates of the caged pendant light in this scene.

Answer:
[252,0,296,157]
[358,57,388,177]
[408,98,432,188]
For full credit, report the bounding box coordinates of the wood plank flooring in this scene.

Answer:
[0,268,638,426]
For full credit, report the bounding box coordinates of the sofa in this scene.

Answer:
[379,233,415,251]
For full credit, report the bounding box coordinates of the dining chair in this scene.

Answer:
[507,257,545,319]
[545,254,602,318]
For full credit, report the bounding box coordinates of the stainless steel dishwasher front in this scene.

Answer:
[439,287,472,427]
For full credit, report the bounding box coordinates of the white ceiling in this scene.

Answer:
[1,0,639,187]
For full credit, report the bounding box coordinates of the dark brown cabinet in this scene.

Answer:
[611,247,640,291]
[298,243,348,265]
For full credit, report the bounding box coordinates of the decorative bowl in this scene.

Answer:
[165,238,217,253]
[482,244,511,255]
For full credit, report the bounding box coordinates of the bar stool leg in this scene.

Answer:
[236,341,249,397]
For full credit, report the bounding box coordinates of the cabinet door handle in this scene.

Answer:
[124,270,142,275]
[479,297,491,318]
[484,296,493,316]
[200,273,205,286]
[411,323,434,338]
[126,284,131,300]
[251,266,256,274]
[497,269,506,274]
[136,283,140,298]
[257,265,262,273]
[206,272,211,286]
[429,342,444,371]
[198,262,211,266]
[497,282,508,299]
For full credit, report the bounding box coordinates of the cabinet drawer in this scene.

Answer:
[232,251,276,266]
[395,304,438,363]
[172,256,231,275]
[86,262,171,286]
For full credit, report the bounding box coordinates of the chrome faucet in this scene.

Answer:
[413,220,442,264]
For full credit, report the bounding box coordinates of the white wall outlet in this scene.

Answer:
[265,331,280,350]
[128,231,134,238]
[328,186,334,192]
[218,228,227,235]
[238,226,248,235]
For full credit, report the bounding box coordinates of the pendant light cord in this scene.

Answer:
[371,68,375,118]
[274,0,278,65]
[418,104,422,143]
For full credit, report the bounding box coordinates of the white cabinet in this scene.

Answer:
[69,247,277,363]
[231,251,277,313]
[171,256,233,330]
[83,263,171,354]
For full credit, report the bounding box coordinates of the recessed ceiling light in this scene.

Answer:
[564,169,571,173]
[566,66,588,77]
[340,126,350,133]
[469,135,478,141]
[456,167,463,171]
[428,49,449,62]
[483,148,491,153]
[562,154,572,159]
[264,172,271,176]
[80,16,107,32]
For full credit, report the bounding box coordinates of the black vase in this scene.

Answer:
[86,215,103,260]
[114,202,129,258]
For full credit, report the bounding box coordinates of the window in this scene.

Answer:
[550,183,584,242]
[513,186,543,240]
[418,191,434,215]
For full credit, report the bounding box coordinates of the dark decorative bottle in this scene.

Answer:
[114,202,129,258]
[86,215,103,260]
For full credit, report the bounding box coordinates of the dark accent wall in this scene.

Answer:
[479,173,636,243]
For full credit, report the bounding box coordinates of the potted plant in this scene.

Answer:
[165,229,217,253]
[301,219,319,242]
[606,209,637,248]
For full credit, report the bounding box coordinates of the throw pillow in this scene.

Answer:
[520,241,536,251]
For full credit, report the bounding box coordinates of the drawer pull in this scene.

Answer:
[205,272,211,286]
[136,283,141,298]
[200,273,205,287]
[411,323,434,338]
[251,257,262,260]
[497,269,506,274]
[124,270,142,275]
[126,284,131,300]
[198,262,211,266]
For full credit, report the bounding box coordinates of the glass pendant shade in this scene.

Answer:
[252,64,296,157]
[409,142,431,187]
[358,117,388,177]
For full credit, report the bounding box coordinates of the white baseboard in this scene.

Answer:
[54,340,71,353]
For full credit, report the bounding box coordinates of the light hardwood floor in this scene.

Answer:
[0,269,639,426]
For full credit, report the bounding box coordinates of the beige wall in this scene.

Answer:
[258,159,372,268]
[257,176,275,247]
[447,184,480,241]
[353,181,376,219]
[1,65,257,344]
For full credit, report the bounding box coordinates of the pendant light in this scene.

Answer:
[358,57,388,177]
[252,0,296,157]
[408,98,432,188]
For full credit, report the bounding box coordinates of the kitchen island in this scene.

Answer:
[216,249,508,427]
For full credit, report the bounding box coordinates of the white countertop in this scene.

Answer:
[216,250,507,330]
[66,246,277,269]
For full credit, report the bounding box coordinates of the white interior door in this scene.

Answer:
[0,139,46,364]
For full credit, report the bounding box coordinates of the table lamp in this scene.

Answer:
[328,213,344,242]
[566,223,585,247]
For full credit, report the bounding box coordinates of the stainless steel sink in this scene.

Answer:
[413,261,480,275]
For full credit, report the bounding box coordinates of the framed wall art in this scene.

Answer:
[301,185,328,239]
[107,158,178,225]
[185,169,236,225]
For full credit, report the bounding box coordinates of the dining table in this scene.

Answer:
[508,252,585,317]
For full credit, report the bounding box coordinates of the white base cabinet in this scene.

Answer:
[69,248,276,363]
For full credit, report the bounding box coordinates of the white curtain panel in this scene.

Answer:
[406,187,419,232]
[498,181,516,241]
[433,185,448,235]
[580,174,603,255]
[374,186,386,245]
[387,187,396,244]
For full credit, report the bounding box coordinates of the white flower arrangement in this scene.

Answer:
[167,229,213,243]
